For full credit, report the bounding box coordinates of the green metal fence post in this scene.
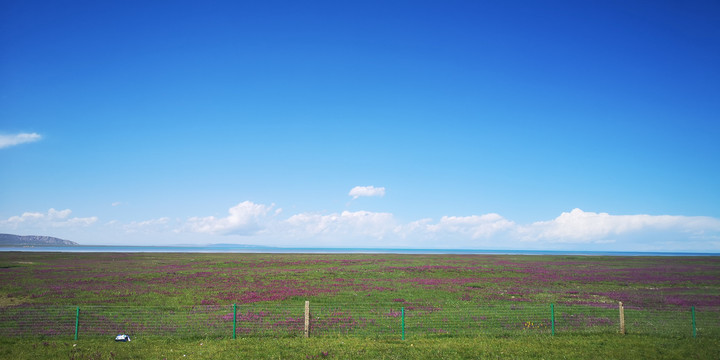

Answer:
[692,306,696,338]
[401,307,405,340]
[233,303,237,339]
[551,303,555,336]
[74,306,79,341]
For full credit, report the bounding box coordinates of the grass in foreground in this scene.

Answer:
[2,334,718,360]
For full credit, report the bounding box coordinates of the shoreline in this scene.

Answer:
[1,245,718,256]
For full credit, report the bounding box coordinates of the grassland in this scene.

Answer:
[2,334,719,359]
[1,252,719,358]
[2,252,718,308]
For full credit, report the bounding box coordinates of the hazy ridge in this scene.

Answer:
[0,233,78,246]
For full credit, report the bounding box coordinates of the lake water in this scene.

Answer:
[0,245,717,256]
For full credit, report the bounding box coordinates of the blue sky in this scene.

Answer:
[1,1,719,251]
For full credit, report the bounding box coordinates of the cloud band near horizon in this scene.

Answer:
[2,203,719,251]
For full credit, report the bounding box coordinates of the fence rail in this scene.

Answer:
[1,302,716,339]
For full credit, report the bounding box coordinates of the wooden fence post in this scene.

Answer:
[619,302,625,335]
[304,301,310,338]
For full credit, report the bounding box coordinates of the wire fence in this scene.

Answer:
[0,302,716,339]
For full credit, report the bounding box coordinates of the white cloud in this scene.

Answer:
[349,186,386,199]
[5,202,719,251]
[124,217,172,233]
[47,208,72,220]
[0,132,42,149]
[517,208,720,243]
[2,208,97,228]
[423,214,515,239]
[277,208,720,250]
[66,217,99,226]
[157,204,720,251]
[285,210,396,239]
[8,212,44,222]
[184,201,275,235]
[391,214,516,248]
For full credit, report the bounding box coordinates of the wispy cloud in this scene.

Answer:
[284,210,396,239]
[1,208,97,228]
[0,132,42,149]
[349,186,386,199]
[124,217,172,233]
[417,214,516,239]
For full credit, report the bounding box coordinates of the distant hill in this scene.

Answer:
[207,243,276,248]
[0,234,78,246]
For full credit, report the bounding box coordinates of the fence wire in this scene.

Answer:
[695,307,720,338]
[406,303,552,337]
[0,305,75,337]
[309,303,399,337]
[1,303,717,339]
[555,304,618,334]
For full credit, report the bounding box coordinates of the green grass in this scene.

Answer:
[2,252,720,357]
[1,334,718,359]
[2,253,718,310]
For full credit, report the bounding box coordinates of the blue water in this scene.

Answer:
[0,245,717,256]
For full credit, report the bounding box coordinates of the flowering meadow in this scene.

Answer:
[1,252,719,339]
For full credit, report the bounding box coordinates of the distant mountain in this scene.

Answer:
[207,243,276,248]
[0,234,78,246]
